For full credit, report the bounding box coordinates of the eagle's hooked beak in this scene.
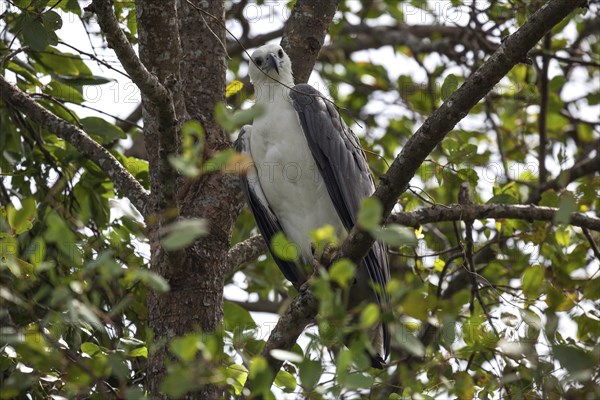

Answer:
[265,53,280,75]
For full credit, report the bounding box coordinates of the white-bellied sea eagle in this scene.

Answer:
[236,44,390,368]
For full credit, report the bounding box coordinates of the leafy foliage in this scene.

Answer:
[1,0,599,399]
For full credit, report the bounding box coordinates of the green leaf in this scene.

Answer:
[441,74,460,101]
[36,49,79,76]
[215,102,263,132]
[181,119,204,157]
[81,342,101,356]
[343,371,374,390]
[71,299,103,330]
[203,149,236,173]
[44,81,84,104]
[56,75,113,86]
[124,157,149,180]
[22,16,51,51]
[455,372,475,400]
[270,232,299,262]
[160,218,208,250]
[223,301,257,331]
[81,117,126,144]
[127,347,148,358]
[125,269,170,292]
[55,0,82,14]
[394,325,425,357]
[522,265,544,298]
[42,10,62,31]
[457,168,479,186]
[168,155,201,177]
[553,345,596,374]
[225,364,248,396]
[359,303,380,329]
[7,197,36,234]
[170,334,201,362]
[161,365,197,398]
[554,227,570,247]
[400,291,428,321]
[371,224,416,246]
[5,256,35,279]
[329,259,356,288]
[546,286,576,311]
[309,224,338,251]
[554,193,577,225]
[13,0,32,7]
[519,308,542,332]
[299,359,322,389]
[487,193,519,204]
[274,369,296,393]
[357,197,382,230]
[248,355,274,395]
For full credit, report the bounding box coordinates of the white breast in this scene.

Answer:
[250,90,344,261]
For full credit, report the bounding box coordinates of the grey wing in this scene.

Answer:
[235,126,306,287]
[289,84,391,359]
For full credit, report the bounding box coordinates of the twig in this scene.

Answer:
[527,152,600,204]
[537,33,551,190]
[59,41,131,80]
[485,97,509,177]
[0,74,150,215]
[389,245,460,259]
[582,228,600,262]
[225,235,268,275]
[84,1,172,108]
[458,183,477,315]
[0,45,28,70]
[86,0,179,210]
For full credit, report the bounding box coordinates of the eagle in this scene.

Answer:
[236,44,390,367]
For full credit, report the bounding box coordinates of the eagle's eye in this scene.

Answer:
[254,57,263,67]
[278,49,284,58]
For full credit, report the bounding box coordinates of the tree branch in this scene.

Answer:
[227,29,284,57]
[85,0,173,112]
[86,0,180,210]
[527,152,600,204]
[281,0,342,84]
[320,24,497,62]
[0,75,150,215]
[259,290,318,382]
[255,0,589,382]
[225,235,268,276]
[536,33,551,194]
[388,203,600,232]
[337,0,589,277]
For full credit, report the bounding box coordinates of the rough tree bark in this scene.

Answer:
[281,0,342,83]
[138,0,342,397]
[0,0,592,398]
[134,0,242,398]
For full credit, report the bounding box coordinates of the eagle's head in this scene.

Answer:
[248,44,294,86]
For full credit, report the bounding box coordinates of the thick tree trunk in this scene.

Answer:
[137,0,241,398]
